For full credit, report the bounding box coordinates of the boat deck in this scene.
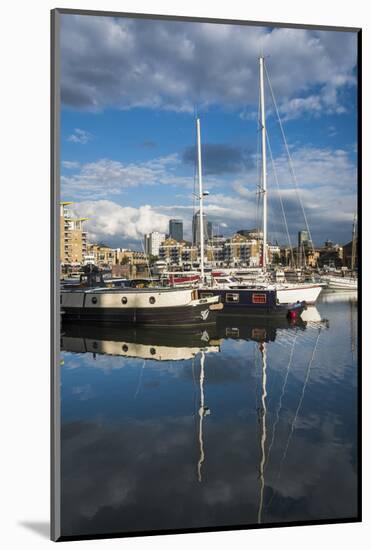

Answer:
[62,286,186,294]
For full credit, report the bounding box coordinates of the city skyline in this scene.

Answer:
[60,14,357,249]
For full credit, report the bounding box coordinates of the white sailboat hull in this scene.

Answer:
[275,284,323,305]
[323,276,358,290]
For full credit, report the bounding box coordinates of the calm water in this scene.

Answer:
[60,290,358,537]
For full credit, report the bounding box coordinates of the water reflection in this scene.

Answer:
[60,294,358,537]
[319,290,358,303]
[61,324,222,362]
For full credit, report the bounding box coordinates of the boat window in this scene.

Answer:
[252,293,267,304]
[91,297,98,304]
[122,344,128,352]
[150,347,156,355]
[226,327,239,337]
[216,278,228,283]
[149,296,156,304]
[226,293,239,303]
[200,292,213,298]
[121,296,128,305]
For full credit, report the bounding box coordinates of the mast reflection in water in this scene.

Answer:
[60,292,358,537]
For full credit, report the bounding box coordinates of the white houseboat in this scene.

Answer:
[61,287,222,326]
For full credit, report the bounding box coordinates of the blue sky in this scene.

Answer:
[60,14,358,249]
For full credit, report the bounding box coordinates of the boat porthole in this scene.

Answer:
[92,341,98,350]
[122,344,128,352]
[150,347,156,355]
[92,297,98,304]
[149,296,156,304]
[121,296,128,305]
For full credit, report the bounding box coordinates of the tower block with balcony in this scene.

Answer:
[60,202,88,264]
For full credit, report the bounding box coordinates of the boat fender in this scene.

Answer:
[288,310,298,320]
[210,303,224,311]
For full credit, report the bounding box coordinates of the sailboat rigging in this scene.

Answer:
[192,59,322,307]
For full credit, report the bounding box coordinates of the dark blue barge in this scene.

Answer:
[198,288,306,318]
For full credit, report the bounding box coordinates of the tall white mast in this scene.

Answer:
[196,118,205,281]
[259,57,268,269]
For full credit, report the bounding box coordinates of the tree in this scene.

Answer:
[149,254,158,265]
[272,253,281,265]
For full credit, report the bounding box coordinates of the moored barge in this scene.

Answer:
[61,287,222,326]
[198,287,306,319]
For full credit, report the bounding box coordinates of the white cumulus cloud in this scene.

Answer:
[61,154,191,199]
[67,128,93,144]
[72,200,169,243]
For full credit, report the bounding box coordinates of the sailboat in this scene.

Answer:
[322,275,357,290]
[203,57,323,305]
[244,57,323,304]
[195,117,306,320]
[321,214,358,290]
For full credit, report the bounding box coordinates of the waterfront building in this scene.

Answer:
[159,238,183,265]
[169,219,183,241]
[280,245,319,268]
[237,228,263,240]
[60,202,88,264]
[206,243,224,263]
[267,244,281,264]
[144,231,165,257]
[115,248,147,266]
[305,248,320,268]
[298,230,310,248]
[298,229,313,258]
[317,241,343,269]
[223,233,260,266]
[281,247,291,268]
[207,221,213,241]
[86,245,148,270]
[192,211,208,245]
[211,234,226,246]
[87,244,116,267]
[181,243,198,263]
